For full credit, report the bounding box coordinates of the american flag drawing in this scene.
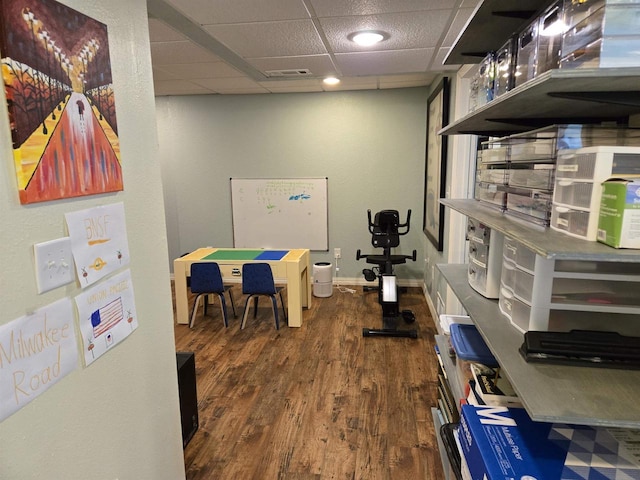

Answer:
[91,297,123,337]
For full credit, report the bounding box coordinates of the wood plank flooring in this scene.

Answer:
[173,283,445,480]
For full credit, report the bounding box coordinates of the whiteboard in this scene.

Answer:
[231,178,328,250]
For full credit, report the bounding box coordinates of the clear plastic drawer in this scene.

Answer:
[555,147,640,180]
[506,189,552,223]
[477,165,508,185]
[494,37,516,98]
[509,164,555,190]
[553,180,595,209]
[560,36,640,69]
[477,145,509,164]
[467,218,491,244]
[515,18,539,87]
[499,287,514,320]
[550,204,598,240]
[475,182,507,210]
[563,0,605,30]
[503,237,518,264]
[469,239,490,265]
[501,260,516,293]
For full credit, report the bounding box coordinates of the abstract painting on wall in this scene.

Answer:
[0,0,122,204]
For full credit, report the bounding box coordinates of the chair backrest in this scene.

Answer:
[190,262,225,294]
[242,263,277,295]
[372,210,401,248]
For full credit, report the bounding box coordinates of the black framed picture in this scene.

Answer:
[423,77,450,251]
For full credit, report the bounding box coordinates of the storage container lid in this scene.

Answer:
[450,323,498,367]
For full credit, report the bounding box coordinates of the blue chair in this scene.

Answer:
[241,263,287,330]
[189,262,236,328]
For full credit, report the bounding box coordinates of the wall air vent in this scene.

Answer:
[265,69,312,77]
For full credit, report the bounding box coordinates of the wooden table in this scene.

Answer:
[174,248,311,327]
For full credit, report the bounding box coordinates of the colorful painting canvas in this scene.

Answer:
[0,0,122,204]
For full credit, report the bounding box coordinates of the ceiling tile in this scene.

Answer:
[150,0,480,95]
[310,0,457,17]
[157,62,243,79]
[261,79,324,93]
[168,0,310,25]
[153,66,181,81]
[154,79,214,96]
[151,40,223,64]
[378,72,435,87]
[192,76,268,92]
[203,20,326,58]
[443,8,476,47]
[335,49,433,76]
[148,18,186,42]
[320,11,453,53]
[322,76,379,91]
[247,55,337,77]
[432,48,462,71]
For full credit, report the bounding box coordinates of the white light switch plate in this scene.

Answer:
[34,237,74,293]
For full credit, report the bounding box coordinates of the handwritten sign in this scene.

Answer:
[65,202,131,287]
[74,269,138,366]
[0,299,78,422]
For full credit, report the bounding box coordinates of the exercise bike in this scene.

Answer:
[356,209,418,338]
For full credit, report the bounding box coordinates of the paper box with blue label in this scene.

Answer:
[458,404,640,480]
[598,178,640,248]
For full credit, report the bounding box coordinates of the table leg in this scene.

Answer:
[286,263,303,327]
[174,260,189,325]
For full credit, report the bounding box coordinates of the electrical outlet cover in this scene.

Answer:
[34,237,74,293]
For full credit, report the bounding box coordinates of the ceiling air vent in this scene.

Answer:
[265,69,312,77]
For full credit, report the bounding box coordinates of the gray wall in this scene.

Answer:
[157,87,430,283]
[0,1,185,478]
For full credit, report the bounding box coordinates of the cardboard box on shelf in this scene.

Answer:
[598,178,640,248]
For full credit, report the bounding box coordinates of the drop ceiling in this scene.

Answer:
[147,0,482,96]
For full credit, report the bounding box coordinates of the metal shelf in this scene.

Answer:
[440,68,640,136]
[437,263,640,428]
[441,198,640,261]
[444,0,547,66]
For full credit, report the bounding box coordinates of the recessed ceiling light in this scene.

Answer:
[323,77,340,85]
[349,30,387,47]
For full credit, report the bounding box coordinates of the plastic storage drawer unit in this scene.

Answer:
[467,219,504,299]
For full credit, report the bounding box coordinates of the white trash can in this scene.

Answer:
[313,262,333,297]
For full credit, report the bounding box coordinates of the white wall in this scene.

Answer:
[0,1,185,479]
[156,88,429,283]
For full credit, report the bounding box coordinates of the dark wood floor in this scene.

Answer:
[173,283,444,480]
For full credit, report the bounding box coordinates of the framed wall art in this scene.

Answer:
[0,0,122,204]
[423,77,450,251]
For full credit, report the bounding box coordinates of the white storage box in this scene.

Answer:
[438,314,473,334]
[551,180,602,240]
[550,204,597,239]
[555,146,640,181]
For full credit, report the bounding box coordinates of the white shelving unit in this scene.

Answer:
[431,6,640,480]
[437,262,640,428]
